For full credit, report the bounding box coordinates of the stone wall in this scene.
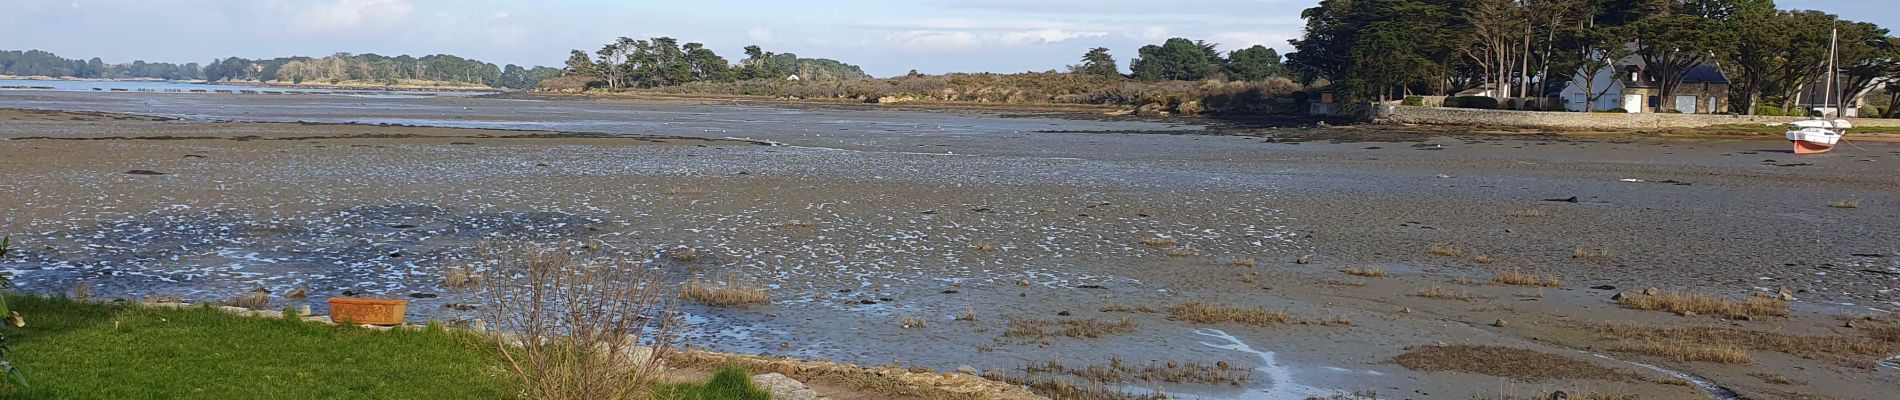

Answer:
[1374,105,1900,130]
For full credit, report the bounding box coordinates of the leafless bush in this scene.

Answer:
[478,243,679,400]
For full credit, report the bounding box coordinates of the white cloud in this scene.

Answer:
[1133,27,1171,41]
[746,27,775,43]
[885,28,1106,51]
[1207,32,1294,51]
[491,12,510,19]
[294,0,414,31]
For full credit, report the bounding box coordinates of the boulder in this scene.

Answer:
[751,373,822,400]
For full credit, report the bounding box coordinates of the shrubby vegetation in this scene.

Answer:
[552,36,1301,115]
[1288,0,1900,116]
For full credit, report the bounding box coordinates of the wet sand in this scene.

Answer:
[3,92,1899,399]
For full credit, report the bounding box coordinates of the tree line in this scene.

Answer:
[1287,0,1898,115]
[557,37,870,90]
[1,49,558,89]
[1,50,201,80]
[1068,40,1289,83]
[204,53,560,89]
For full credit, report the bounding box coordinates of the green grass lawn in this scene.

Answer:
[1,295,516,399]
[0,295,777,400]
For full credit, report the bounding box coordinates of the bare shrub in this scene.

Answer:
[1140,237,1176,248]
[477,244,679,400]
[1428,245,1463,257]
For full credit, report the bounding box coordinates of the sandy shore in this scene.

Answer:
[3,95,1899,399]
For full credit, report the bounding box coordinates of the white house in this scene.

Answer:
[1558,56,1730,114]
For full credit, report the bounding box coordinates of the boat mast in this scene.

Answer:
[1825,26,1838,118]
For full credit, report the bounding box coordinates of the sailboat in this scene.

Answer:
[1786,27,1849,154]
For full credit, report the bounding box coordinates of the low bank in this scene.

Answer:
[1373,105,1900,131]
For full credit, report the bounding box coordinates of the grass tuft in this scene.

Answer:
[1167,301,1288,326]
[1615,290,1788,319]
[1614,340,1751,364]
[1342,266,1386,278]
[1572,249,1613,261]
[1393,345,1633,382]
[1140,237,1176,248]
[1828,199,1861,209]
[1414,287,1473,301]
[1428,245,1463,257]
[1003,317,1138,339]
[1228,258,1257,267]
[680,279,770,307]
[1491,270,1562,287]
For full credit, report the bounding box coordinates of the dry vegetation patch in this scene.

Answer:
[1139,237,1176,248]
[1505,208,1549,217]
[679,278,770,307]
[1614,340,1751,364]
[1168,301,1288,326]
[1572,249,1613,261]
[1025,357,1250,386]
[1003,317,1138,340]
[1101,302,1158,314]
[1749,372,1804,385]
[1342,266,1386,278]
[1829,199,1861,209]
[1414,287,1473,301]
[1228,258,1257,267]
[1595,324,1891,363]
[1164,248,1199,257]
[1614,290,1788,319]
[1491,270,1562,287]
[1392,345,1634,382]
[1428,245,1464,257]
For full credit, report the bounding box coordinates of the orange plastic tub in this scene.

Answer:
[328,297,409,326]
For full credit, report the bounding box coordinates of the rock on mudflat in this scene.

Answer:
[125,170,169,175]
[750,373,821,400]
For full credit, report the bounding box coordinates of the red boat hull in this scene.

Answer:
[1792,140,1833,154]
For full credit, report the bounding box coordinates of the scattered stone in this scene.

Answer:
[1642,288,1660,296]
[1057,311,1072,316]
[750,373,820,400]
[1399,307,1412,314]
[389,224,419,229]
[1543,196,1580,203]
[1589,285,1616,291]
[125,170,168,175]
[1015,279,1032,287]
[939,290,959,294]
[1076,284,1106,289]
[182,154,208,159]
[409,293,437,299]
[1493,319,1508,327]
[957,365,978,375]
[1776,289,1795,301]
[858,299,877,305]
[1611,292,1626,301]
[443,303,477,311]
[1296,255,1312,264]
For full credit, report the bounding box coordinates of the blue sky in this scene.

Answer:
[1,0,1891,77]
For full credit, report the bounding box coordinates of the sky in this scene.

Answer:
[1,0,1892,78]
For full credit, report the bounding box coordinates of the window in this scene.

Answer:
[1648,96,1660,107]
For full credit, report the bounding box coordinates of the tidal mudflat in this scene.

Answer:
[3,92,1899,399]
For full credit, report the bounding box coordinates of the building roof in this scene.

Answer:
[1618,54,1729,88]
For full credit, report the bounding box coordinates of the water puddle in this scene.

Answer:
[1193,328,1330,399]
